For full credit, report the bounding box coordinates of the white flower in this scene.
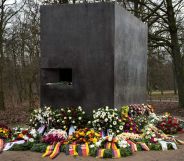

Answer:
[108,115,112,119]
[96,141,102,147]
[109,125,112,128]
[82,111,85,114]
[61,108,64,111]
[114,108,118,111]
[90,144,95,148]
[152,133,156,137]
[29,138,34,142]
[93,110,96,114]
[78,106,82,110]
[117,130,120,133]
[118,140,128,148]
[98,127,102,131]
[23,135,29,140]
[78,117,82,120]
[30,129,37,138]
[108,129,112,133]
[63,126,66,129]
[113,121,117,125]
[68,110,71,113]
[72,120,75,123]
[69,117,72,120]
[74,126,77,129]
[104,118,108,122]
[88,121,91,124]
[119,126,123,130]
[146,131,150,135]
[62,120,65,123]
[57,120,59,122]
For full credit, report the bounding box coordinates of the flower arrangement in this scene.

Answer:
[141,124,165,143]
[11,127,39,142]
[116,133,142,141]
[134,115,148,130]
[29,106,55,129]
[54,106,86,130]
[0,124,11,140]
[67,128,100,145]
[156,114,181,134]
[91,106,124,134]
[42,129,67,144]
[148,113,161,125]
[128,104,154,117]
[122,116,139,134]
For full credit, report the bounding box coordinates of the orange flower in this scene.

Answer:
[18,134,24,138]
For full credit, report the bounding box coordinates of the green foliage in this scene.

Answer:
[148,143,162,151]
[30,143,48,153]
[89,147,98,157]
[9,142,34,151]
[60,144,66,152]
[103,149,113,158]
[120,147,132,157]
[137,144,142,151]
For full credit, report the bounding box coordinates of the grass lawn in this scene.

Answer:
[147,90,178,101]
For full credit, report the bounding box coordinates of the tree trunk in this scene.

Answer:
[134,0,139,17]
[172,63,178,95]
[166,0,184,107]
[0,23,5,110]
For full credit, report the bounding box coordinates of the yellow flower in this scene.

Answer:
[95,133,100,137]
[92,137,97,143]
[79,131,85,136]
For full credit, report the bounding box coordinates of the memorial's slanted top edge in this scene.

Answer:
[40,2,147,28]
[40,2,117,9]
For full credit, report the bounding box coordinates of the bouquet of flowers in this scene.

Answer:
[156,114,181,134]
[91,106,124,134]
[42,129,67,144]
[67,128,100,145]
[55,106,86,130]
[29,106,55,129]
[128,104,154,117]
[141,124,165,143]
[11,127,39,142]
[0,124,11,140]
[148,113,161,125]
[122,116,139,134]
[134,115,148,130]
[116,132,142,141]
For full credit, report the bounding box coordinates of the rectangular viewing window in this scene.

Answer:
[44,68,72,88]
[59,68,72,84]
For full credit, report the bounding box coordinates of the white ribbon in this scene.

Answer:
[158,140,177,151]
[3,140,25,151]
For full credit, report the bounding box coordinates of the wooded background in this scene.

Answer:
[0,0,184,110]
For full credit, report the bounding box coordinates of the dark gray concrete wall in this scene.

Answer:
[40,2,147,111]
[40,3,115,110]
[114,4,148,108]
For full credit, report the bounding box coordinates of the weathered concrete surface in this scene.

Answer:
[114,4,148,107]
[40,2,147,111]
